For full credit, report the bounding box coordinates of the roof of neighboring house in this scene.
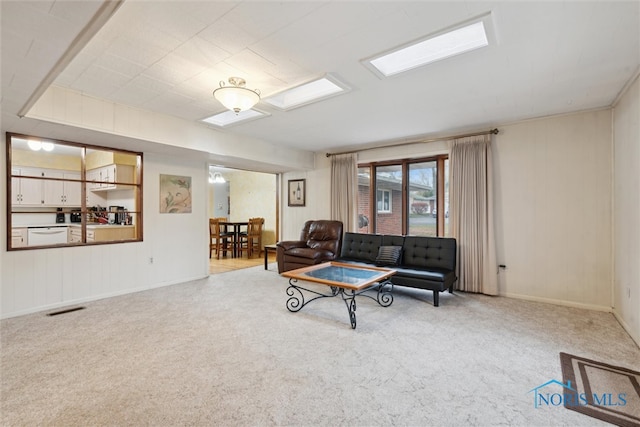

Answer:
[358,173,431,192]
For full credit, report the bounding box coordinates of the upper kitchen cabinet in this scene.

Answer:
[86,149,138,191]
[9,138,83,207]
[6,133,143,250]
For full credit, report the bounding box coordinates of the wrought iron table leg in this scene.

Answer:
[285,278,394,329]
[341,289,358,329]
[376,280,394,307]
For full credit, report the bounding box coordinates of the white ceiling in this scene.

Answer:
[2,1,639,158]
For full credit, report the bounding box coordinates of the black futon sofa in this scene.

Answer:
[337,232,457,307]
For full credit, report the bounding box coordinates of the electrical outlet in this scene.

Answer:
[149,257,154,264]
[628,287,631,299]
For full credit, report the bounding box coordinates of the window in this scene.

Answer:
[359,155,448,237]
[375,164,402,235]
[408,161,437,237]
[7,133,143,250]
[377,189,391,213]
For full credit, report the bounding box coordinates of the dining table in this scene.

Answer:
[219,221,249,258]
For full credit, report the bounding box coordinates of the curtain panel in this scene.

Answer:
[448,135,498,295]
[330,153,358,233]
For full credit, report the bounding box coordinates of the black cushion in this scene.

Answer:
[375,245,403,266]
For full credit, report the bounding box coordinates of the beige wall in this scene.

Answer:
[493,109,612,310]
[227,170,277,246]
[281,109,615,311]
[12,148,81,171]
[613,73,640,346]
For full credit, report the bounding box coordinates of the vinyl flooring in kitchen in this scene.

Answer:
[209,250,276,274]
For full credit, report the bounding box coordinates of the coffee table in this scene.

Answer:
[281,261,395,329]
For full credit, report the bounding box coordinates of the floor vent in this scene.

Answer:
[47,306,86,316]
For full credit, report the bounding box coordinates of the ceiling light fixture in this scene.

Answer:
[211,172,226,184]
[27,140,55,151]
[213,77,260,114]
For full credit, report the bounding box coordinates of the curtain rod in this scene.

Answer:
[325,128,499,157]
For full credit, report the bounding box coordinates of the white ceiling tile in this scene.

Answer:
[143,53,205,87]
[53,52,97,86]
[198,18,258,55]
[224,1,328,40]
[3,0,639,152]
[48,1,104,26]
[70,65,131,98]
[172,36,231,68]
[93,53,146,79]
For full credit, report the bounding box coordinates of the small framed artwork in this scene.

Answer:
[288,179,306,207]
[160,174,192,213]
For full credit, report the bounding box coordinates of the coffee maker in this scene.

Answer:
[56,207,65,223]
[108,206,125,224]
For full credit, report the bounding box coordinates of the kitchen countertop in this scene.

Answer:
[13,223,134,229]
[69,224,134,229]
[13,224,70,228]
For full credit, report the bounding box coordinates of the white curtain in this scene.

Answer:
[448,135,498,295]
[330,153,358,232]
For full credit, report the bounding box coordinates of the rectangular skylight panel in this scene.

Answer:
[264,75,349,110]
[201,109,265,127]
[369,21,489,77]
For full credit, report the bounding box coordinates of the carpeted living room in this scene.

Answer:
[2,1,640,426]
[2,266,639,425]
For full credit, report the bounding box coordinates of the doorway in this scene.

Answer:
[208,166,278,272]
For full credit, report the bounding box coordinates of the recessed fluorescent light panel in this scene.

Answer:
[365,17,491,78]
[201,109,268,128]
[264,74,350,111]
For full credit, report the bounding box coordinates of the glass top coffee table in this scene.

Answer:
[281,261,395,329]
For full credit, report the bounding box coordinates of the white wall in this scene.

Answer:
[1,148,209,318]
[493,109,612,310]
[612,73,640,346]
[28,85,315,171]
[280,154,331,241]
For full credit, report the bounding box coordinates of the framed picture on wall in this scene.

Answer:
[288,179,306,207]
[159,174,192,213]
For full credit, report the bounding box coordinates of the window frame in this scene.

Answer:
[376,188,392,213]
[6,132,144,250]
[359,154,448,236]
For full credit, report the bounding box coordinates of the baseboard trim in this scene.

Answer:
[501,292,612,313]
[612,310,640,349]
[0,275,209,320]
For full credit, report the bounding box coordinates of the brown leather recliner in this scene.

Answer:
[276,220,344,273]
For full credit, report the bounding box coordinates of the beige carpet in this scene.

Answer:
[2,265,639,426]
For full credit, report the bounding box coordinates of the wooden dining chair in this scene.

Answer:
[209,218,232,259]
[238,217,264,258]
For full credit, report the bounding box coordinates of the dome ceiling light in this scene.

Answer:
[213,77,260,114]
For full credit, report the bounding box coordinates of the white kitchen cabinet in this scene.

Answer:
[43,171,81,206]
[88,164,135,191]
[11,228,28,247]
[68,226,82,243]
[11,168,44,205]
[12,168,81,207]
